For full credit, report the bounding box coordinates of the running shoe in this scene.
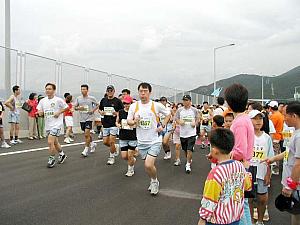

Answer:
[28,137,34,140]
[107,157,115,165]
[58,154,67,164]
[69,138,74,142]
[15,139,23,144]
[185,164,191,174]
[263,207,269,221]
[64,138,71,144]
[47,156,56,168]
[151,180,160,195]
[125,167,135,177]
[10,140,17,145]
[174,159,181,166]
[163,151,171,160]
[1,142,11,148]
[81,147,89,157]
[90,142,97,153]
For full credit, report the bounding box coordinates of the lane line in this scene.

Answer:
[0,140,103,156]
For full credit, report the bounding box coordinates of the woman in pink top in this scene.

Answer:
[224,83,254,225]
[27,93,38,140]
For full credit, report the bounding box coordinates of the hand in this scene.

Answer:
[179,120,185,126]
[54,112,60,118]
[198,218,205,225]
[282,187,293,197]
[99,110,106,116]
[113,111,118,117]
[264,175,271,186]
[156,125,164,133]
[134,115,140,125]
[261,157,274,165]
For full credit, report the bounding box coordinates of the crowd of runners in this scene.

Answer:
[0,82,299,225]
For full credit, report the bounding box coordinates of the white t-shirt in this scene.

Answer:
[127,101,170,145]
[213,106,227,116]
[37,96,68,131]
[175,106,199,138]
[269,120,276,134]
[250,132,274,180]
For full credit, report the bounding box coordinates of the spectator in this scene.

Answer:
[0,100,11,148]
[37,95,45,139]
[64,95,74,144]
[27,93,38,140]
[4,85,22,144]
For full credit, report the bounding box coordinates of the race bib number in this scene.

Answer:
[252,146,266,162]
[104,107,115,116]
[283,131,293,140]
[202,114,209,120]
[284,147,289,164]
[139,117,152,129]
[82,105,89,113]
[121,119,132,130]
[182,115,194,125]
[44,109,55,119]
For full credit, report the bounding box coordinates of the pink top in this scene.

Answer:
[27,99,38,118]
[230,114,254,162]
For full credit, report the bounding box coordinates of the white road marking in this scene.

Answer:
[159,189,201,200]
[0,140,103,157]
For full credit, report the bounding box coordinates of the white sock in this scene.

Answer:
[151,178,158,182]
[109,152,115,158]
[59,150,64,156]
[186,162,191,166]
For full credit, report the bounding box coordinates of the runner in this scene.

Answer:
[171,104,181,166]
[4,85,23,145]
[64,94,74,144]
[175,95,200,174]
[116,95,137,177]
[0,100,11,148]
[159,97,173,160]
[74,84,98,157]
[36,83,68,168]
[127,82,171,195]
[199,101,213,149]
[99,85,123,165]
[213,97,227,116]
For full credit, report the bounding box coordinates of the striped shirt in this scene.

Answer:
[199,160,252,224]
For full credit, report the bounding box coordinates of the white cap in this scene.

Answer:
[269,101,279,108]
[249,110,265,119]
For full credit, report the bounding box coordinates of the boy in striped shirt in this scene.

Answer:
[199,128,252,225]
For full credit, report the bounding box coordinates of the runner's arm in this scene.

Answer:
[115,112,121,128]
[127,104,138,126]
[290,137,300,184]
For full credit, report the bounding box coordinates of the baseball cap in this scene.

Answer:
[123,95,133,104]
[275,194,300,215]
[182,95,191,101]
[269,100,279,108]
[248,110,265,119]
[106,85,115,91]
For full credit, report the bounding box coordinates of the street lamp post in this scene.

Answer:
[261,75,264,105]
[5,0,11,98]
[213,43,235,102]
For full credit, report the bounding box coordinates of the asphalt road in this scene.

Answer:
[0,135,291,225]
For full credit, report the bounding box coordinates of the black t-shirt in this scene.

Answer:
[201,110,210,126]
[118,109,137,140]
[99,97,124,128]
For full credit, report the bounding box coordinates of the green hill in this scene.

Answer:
[192,66,300,101]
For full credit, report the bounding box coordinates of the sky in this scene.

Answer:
[1,0,300,90]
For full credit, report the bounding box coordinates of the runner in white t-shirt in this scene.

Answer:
[175,95,200,173]
[37,83,68,168]
[127,82,171,195]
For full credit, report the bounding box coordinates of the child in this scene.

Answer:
[198,128,252,225]
[264,101,300,225]
[248,110,274,225]
[212,115,224,129]
[224,83,255,225]
[224,112,234,129]
[64,95,74,144]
